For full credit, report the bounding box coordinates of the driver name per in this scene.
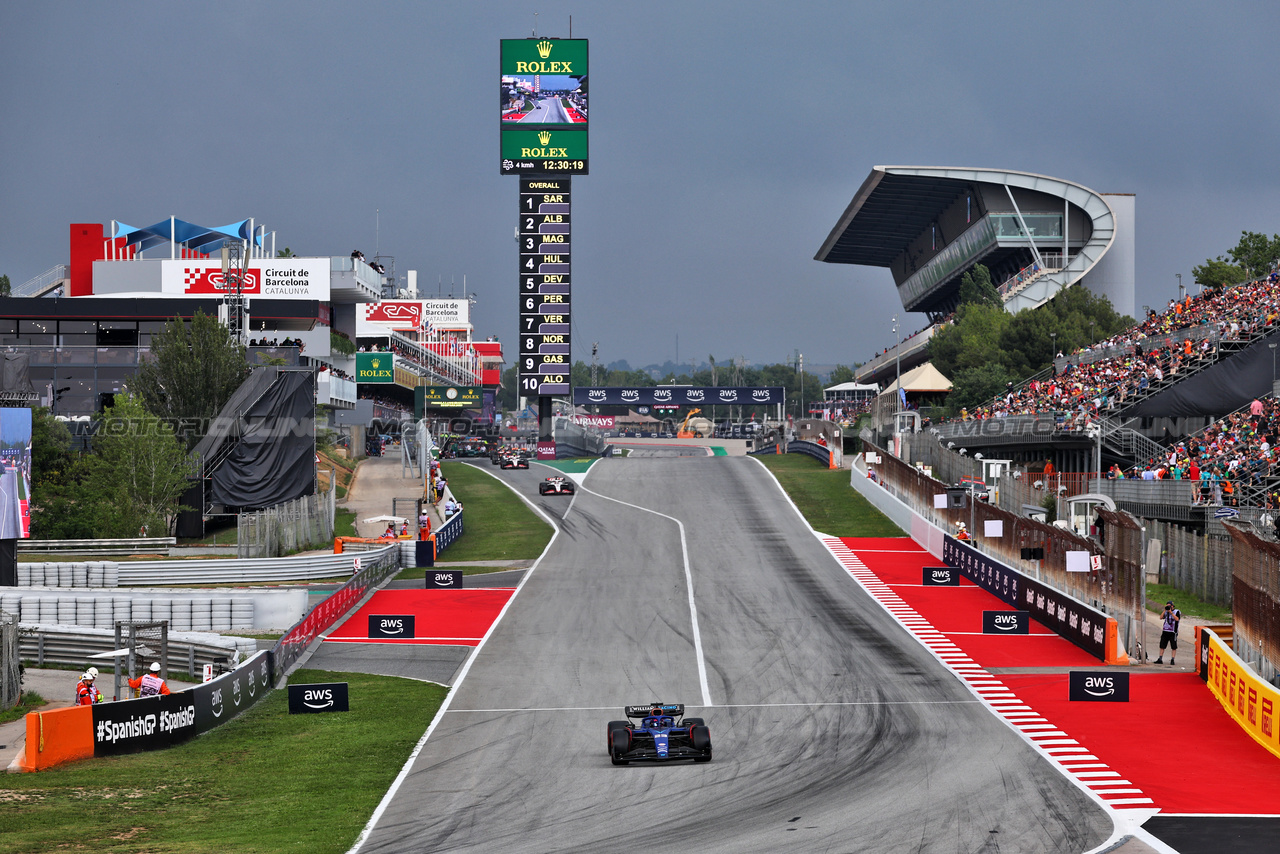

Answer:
[518,177,571,396]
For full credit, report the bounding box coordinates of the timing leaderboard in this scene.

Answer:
[518,177,571,397]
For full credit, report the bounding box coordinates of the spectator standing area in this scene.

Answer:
[824,535,1280,853]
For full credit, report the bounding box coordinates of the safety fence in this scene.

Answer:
[19,537,176,556]
[237,489,336,558]
[1221,521,1280,683]
[1143,520,1235,607]
[866,440,1147,647]
[270,543,399,678]
[1,612,18,710]
[15,623,256,676]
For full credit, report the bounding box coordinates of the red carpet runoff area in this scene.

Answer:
[826,536,1280,815]
[324,589,515,646]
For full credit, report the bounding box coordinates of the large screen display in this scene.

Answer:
[0,408,32,538]
[500,38,588,175]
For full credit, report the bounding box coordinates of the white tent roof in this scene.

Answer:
[879,362,952,394]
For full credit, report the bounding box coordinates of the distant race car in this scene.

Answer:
[538,476,575,495]
[607,703,711,765]
[500,455,529,469]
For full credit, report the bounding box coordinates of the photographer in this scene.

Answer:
[1155,600,1181,665]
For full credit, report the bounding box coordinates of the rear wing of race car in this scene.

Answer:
[624,703,684,718]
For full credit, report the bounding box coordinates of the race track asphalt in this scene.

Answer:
[348,455,1114,853]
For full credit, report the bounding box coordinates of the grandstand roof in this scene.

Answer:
[815,166,1120,317]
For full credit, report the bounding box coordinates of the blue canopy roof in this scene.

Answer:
[114,218,262,254]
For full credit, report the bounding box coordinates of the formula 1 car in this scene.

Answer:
[538,476,575,495]
[607,703,711,765]
[500,454,529,469]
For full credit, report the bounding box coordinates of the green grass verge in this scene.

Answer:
[335,507,357,538]
[0,691,46,726]
[1146,582,1232,623]
[393,565,524,581]
[439,462,553,561]
[0,669,445,854]
[756,454,904,538]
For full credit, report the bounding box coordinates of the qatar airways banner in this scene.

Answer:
[573,387,785,406]
[161,259,329,299]
[570,414,615,428]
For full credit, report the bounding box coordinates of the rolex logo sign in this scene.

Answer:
[537,39,553,59]
[356,352,394,384]
[521,130,566,159]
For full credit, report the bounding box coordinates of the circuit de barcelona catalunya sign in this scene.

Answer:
[572,387,785,406]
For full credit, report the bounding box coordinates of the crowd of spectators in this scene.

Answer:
[249,336,305,349]
[959,272,1280,425]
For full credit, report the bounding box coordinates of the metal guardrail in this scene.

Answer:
[17,624,257,680]
[114,547,396,586]
[19,538,176,556]
[270,544,400,678]
[434,511,464,553]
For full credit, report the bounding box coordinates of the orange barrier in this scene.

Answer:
[1104,619,1130,665]
[333,535,410,554]
[12,705,94,772]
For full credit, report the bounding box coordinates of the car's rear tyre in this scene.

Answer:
[606,721,628,754]
[683,717,704,727]
[690,725,711,751]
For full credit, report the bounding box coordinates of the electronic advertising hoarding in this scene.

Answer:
[500,38,587,175]
[0,408,32,539]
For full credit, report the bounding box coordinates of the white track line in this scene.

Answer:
[575,482,713,708]
[346,466,564,854]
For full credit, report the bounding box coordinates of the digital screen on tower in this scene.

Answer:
[518,177,571,397]
[500,38,588,175]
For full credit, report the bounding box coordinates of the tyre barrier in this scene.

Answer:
[16,561,121,588]
[0,591,253,632]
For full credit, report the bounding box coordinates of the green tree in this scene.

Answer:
[1192,256,1248,288]
[0,274,10,297]
[130,310,249,447]
[957,264,1001,309]
[928,303,1012,378]
[82,394,197,536]
[277,247,296,258]
[1226,231,1280,278]
[828,364,855,385]
[948,363,1016,412]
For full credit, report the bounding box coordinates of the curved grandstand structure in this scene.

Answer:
[816,166,1134,385]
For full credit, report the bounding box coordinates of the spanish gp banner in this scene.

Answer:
[92,652,272,757]
[942,536,1114,662]
[573,387,784,406]
[162,259,329,299]
[1202,628,1280,759]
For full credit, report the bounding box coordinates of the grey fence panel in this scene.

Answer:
[16,624,256,680]
[1,612,18,709]
[115,547,392,586]
[237,490,336,559]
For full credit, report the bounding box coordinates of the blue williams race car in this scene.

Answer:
[607,703,712,765]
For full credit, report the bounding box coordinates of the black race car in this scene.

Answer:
[538,476,575,495]
[607,703,711,765]
[500,454,529,469]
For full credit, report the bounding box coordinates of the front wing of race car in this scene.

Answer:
[611,727,711,764]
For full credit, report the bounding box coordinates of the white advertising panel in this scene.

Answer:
[422,299,470,328]
[160,258,329,299]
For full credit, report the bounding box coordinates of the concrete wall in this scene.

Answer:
[1083,193,1136,319]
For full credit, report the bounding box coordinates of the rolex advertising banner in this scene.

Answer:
[500,38,588,175]
[417,385,482,409]
[356,353,395,384]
